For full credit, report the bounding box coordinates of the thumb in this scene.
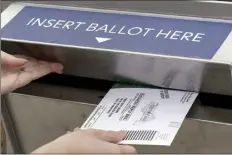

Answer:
[93,130,126,143]
[1,51,27,67]
[119,145,137,154]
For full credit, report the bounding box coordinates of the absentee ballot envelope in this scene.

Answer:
[81,85,198,146]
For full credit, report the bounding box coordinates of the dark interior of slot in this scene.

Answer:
[2,41,232,110]
[34,73,232,110]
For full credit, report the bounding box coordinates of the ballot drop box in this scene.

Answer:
[1,1,232,153]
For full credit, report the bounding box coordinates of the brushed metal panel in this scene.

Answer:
[3,85,232,153]
[1,2,232,96]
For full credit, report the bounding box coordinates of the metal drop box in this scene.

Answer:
[1,1,232,154]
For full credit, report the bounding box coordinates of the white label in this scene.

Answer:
[81,87,198,146]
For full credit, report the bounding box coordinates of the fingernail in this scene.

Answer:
[18,58,27,63]
[73,127,80,131]
[118,130,127,137]
[52,63,63,74]
[56,70,63,74]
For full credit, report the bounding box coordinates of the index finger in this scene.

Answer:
[1,51,27,67]
[25,61,63,80]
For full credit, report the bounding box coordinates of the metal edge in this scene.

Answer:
[1,3,25,29]
[201,1,232,4]
[1,95,23,153]
[213,31,232,63]
[1,38,231,67]
[1,2,232,95]
[4,2,232,23]
[1,2,231,66]
[8,89,232,125]
[9,92,97,107]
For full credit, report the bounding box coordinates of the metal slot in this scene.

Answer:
[2,74,232,153]
[1,1,232,153]
[28,73,232,110]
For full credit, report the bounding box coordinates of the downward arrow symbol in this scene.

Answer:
[95,37,111,43]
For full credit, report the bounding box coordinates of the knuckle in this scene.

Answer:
[87,128,99,133]
[98,131,108,138]
[82,128,99,136]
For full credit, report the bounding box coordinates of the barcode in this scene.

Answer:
[122,130,157,141]
[123,114,130,121]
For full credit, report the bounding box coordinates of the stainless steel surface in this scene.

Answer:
[1,2,232,96]
[2,82,232,153]
[2,41,232,96]
[3,1,232,20]
[1,97,21,153]
[1,1,232,154]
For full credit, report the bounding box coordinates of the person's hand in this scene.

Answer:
[32,128,137,154]
[1,51,63,94]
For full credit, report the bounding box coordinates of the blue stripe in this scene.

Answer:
[1,6,232,59]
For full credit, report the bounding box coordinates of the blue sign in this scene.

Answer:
[1,6,232,59]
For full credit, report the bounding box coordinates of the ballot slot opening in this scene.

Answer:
[2,40,232,109]
[14,73,230,125]
[30,73,232,110]
[2,39,232,96]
